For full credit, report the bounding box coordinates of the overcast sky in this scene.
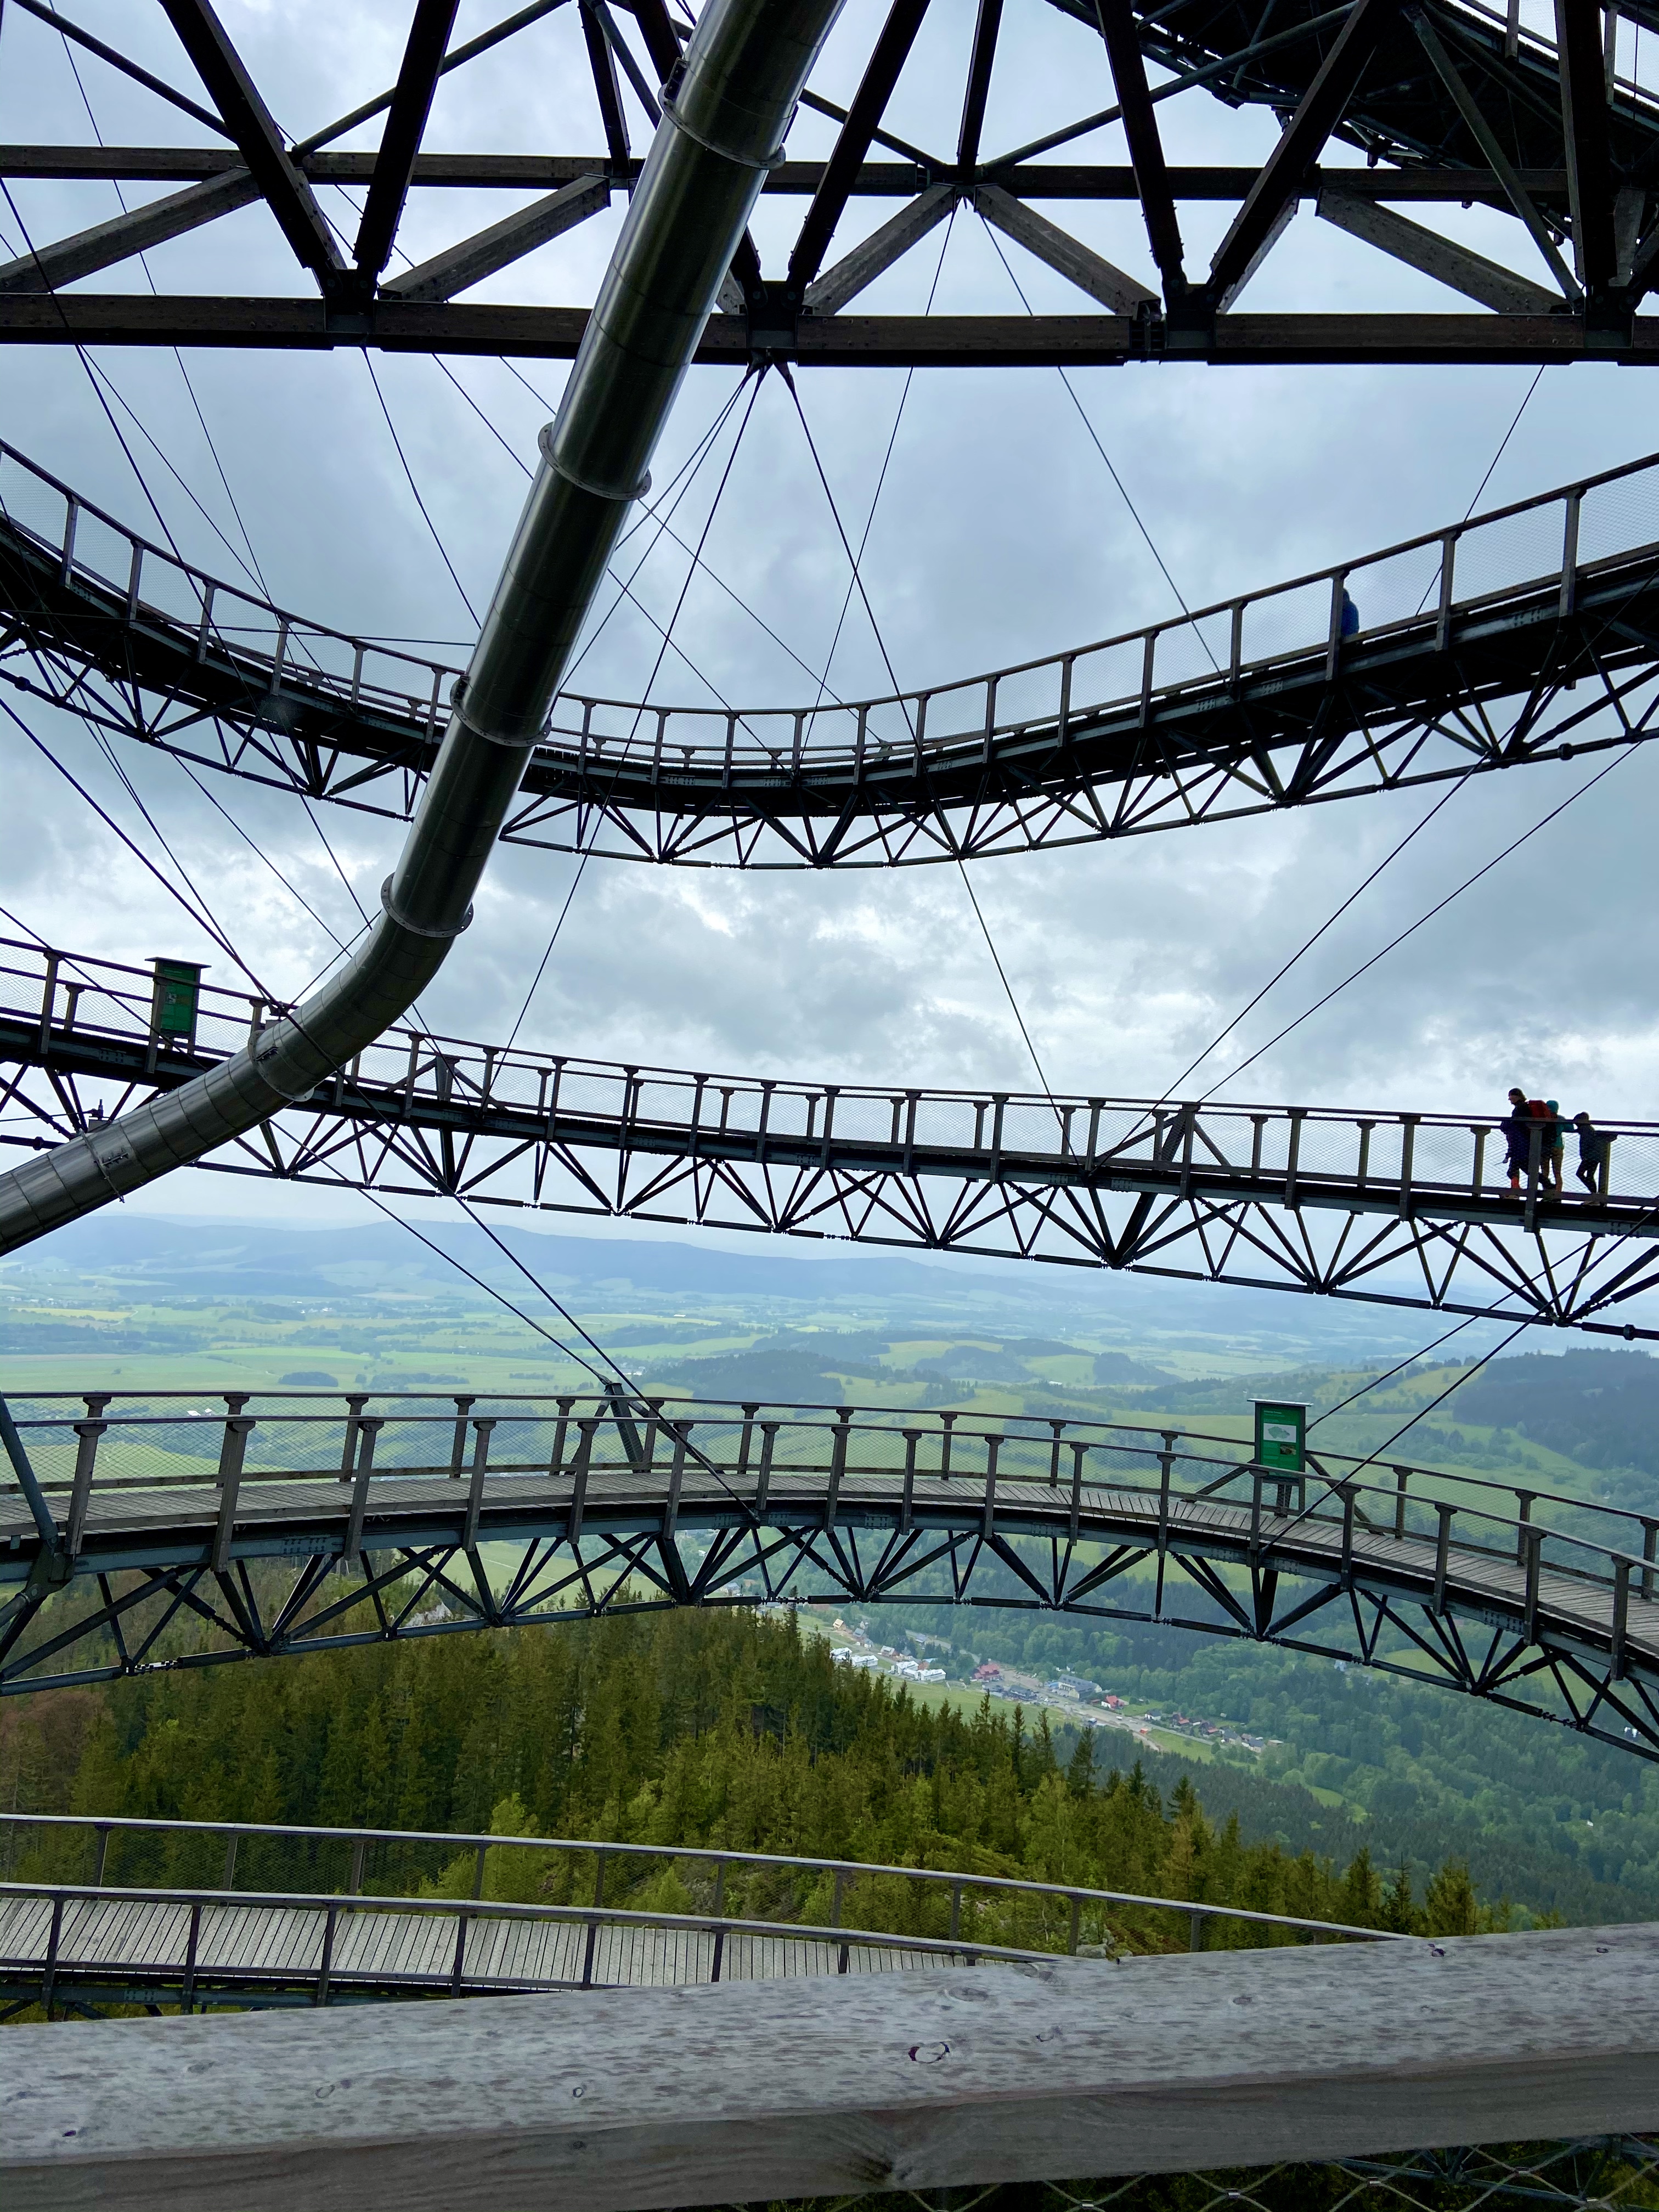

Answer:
[3,0,1657,1263]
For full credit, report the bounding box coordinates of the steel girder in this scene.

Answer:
[4,0,1659,366]
[4,1393,1658,1768]
[3,437,1658,870]
[3,938,1659,1340]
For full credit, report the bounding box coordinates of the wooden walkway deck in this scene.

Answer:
[0,1883,979,2010]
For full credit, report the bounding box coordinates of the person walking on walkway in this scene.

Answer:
[1543,1100,1566,1195]
[1572,1111,1607,1198]
[1501,1087,1536,1195]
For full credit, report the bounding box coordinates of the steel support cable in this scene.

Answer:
[1,701,280,1000]
[1198,746,1641,1103]
[1159,370,1560,1120]
[0,80,374,992]
[363,354,481,626]
[782,367,1066,1118]
[803,205,957,738]
[505,368,766,1054]
[472,355,851,704]
[52,32,275,602]
[0,0,848,1256]
[979,217,1212,661]
[0,179,196,574]
[343,1186,617,1387]
[328,183,771,708]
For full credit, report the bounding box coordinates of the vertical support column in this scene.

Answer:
[462,1418,498,1549]
[65,1396,110,1557]
[981,1433,1002,1541]
[566,1418,599,1549]
[1611,1556,1630,1683]
[1433,1503,1455,1615]
[900,1430,919,1535]
[825,1408,852,1531]
[212,1408,256,1575]
[338,1395,369,1483]
[755,1421,778,1520]
[343,1418,384,1567]
[1524,1523,1542,1643]
[1070,1441,1087,1544]
[547,1396,575,1479]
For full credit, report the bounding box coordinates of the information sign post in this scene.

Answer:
[149,959,205,1054]
[1254,1400,1307,1511]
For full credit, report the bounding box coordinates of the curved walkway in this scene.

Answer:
[4,1390,1657,1756]
[0,1812,1391,2019]
[4,935,1657,1330]
[3,439,1656,866]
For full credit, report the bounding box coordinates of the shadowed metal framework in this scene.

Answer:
[4,936,1658,1336]
[5,1390,1659,1769]
[3,437,1658,869]
[5,0,1659,366]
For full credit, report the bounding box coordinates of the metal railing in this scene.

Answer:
[5,432,1658,787]
[4,1391,1656,1676]
[3,936,1654,1231]
[0,1812,1403,1977]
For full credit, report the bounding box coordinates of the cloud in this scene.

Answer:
[3,0,1656,1230]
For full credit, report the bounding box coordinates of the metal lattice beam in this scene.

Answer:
[5,1392,1659,1764]
[3,433,1656,873]
[4,939,1659,1338]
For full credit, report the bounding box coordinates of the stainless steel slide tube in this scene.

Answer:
[0,0,842,1256]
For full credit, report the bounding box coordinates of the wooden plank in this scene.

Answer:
[7,1927,1659,2209]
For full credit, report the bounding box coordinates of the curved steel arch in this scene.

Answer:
[3,439,1658,869]
[5,1390,1658,1766]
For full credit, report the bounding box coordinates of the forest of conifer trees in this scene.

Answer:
[2,1610,1520,1953]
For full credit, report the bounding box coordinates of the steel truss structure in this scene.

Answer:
[4,0,1659,366]
[4,1389,1659,1766]
[4,437,1659,868]
[4,935,1659,1339]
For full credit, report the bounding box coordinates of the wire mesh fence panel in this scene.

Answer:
[1152,613,1231,691]
[995,661,1067,728]
[1578,468,1659,571]
[1070,638,1147,718]
[1240,578,1329,664]
[1346,540,1447,632]
[1454,502,1568,608]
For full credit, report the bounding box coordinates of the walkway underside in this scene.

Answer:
[4,935,1657,1333]
[3,441,1657,866]
[4,1392,1656,1762]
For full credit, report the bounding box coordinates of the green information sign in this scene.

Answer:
[150,958,205,1042]
[1254,1399,1306,1475]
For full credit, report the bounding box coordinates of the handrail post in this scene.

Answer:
[1559,489,1582,619]
[1393,1465,1410,1540]
[1433,1502,1455,1615]
[342,1417,383,1567]
[66,1402,110,1558]
[462,1418,498,1550]
[448,1395,477,1477]
[900,1429,919,1535]
[825,1409,851,1530]
[981,1432,1001,1539]
[1435,528,1457,651]
[1642,1520,1657,1602]
[1515,1491,1535,1565]
[1524,1524,1542,1643]
[1612,1556,1630,1683]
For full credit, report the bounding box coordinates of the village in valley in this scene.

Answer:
[823,1615,1269,1759]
